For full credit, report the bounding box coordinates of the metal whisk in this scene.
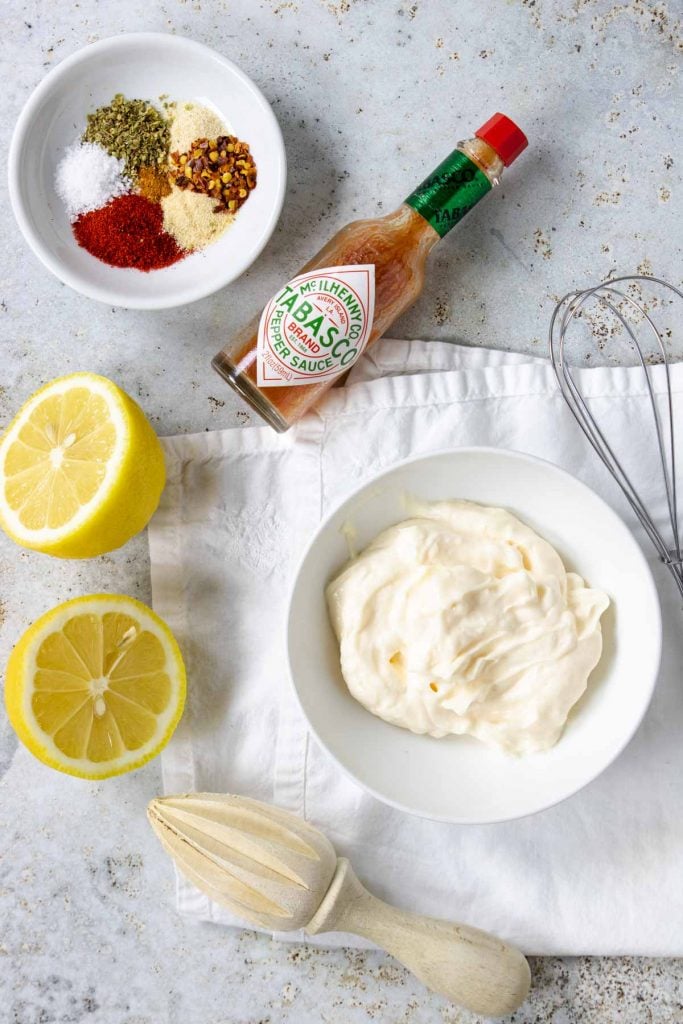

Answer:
[549,274,682,602]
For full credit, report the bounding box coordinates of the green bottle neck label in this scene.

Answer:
[405,149,492,237]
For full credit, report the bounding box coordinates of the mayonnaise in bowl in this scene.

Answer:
[326,499,609,756]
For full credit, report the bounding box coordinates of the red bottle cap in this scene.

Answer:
[475,113,528,166]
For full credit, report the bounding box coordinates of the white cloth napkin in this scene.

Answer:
[149,340,683,956]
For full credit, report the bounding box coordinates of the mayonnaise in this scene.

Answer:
[326,500,609,756]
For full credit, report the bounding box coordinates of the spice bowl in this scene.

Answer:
[8,33,286,309]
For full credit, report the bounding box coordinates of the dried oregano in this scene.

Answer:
[83,94,170,177]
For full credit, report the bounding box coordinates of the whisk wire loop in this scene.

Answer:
[549,275,683,602]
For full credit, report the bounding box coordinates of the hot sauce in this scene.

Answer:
[212,114,527,431]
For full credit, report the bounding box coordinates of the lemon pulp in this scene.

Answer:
[0,373,165,558]
[5,595,186,778]
[4,386,117,532]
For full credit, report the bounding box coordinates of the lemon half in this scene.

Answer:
[0,373,165,558]
[5,595,186,779]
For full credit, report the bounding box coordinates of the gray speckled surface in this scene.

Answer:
[1,1,682,1021]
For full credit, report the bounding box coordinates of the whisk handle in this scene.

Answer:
[306,858,530,1017]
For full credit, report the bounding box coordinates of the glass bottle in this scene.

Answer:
[212,113,527,432]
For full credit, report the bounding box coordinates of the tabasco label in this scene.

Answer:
[256,265,375,387]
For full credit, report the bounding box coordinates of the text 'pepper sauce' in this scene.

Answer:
[212,114,528,431]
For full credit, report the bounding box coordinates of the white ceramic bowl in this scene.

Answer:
[287,448,662,824]
[8,33,286,309]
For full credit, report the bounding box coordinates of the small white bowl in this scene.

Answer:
[287,448,662,824]
[8,33,286,309]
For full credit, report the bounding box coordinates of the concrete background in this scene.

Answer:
[1,1,682,1021]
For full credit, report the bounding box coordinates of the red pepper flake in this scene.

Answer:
[73,194,188,271]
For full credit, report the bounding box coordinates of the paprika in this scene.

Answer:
[73,194,188,271]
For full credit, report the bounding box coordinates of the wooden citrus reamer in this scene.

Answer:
[148,793,530,1016]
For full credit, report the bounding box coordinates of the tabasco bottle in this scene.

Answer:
[212,113,527,431]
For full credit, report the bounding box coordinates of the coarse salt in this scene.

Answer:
[55,141,131,221]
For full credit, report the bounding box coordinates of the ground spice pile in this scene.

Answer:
[73,195,185,271]
[168,102,225,152]
[137,165,172,203]
[161,189,232,252]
